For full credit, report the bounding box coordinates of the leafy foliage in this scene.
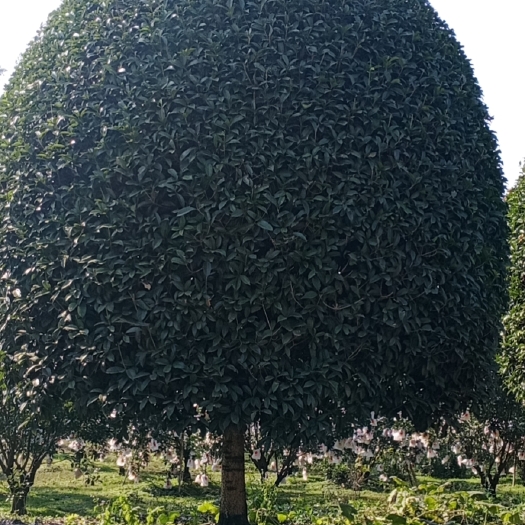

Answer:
[97,485,525,525]
[376,482,525,525]
[444,388,525,494]
[0,358,74,514]
[0,0,507,440]
[502,166,525,399]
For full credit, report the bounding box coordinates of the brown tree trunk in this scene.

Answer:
[475,467,489,492]
[10,490,28,515]
[218,425,249,525]
[275,450,298,487]
[489,470,500,496]
[405,461,417,486]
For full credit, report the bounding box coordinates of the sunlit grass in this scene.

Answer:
[0,456,523,519]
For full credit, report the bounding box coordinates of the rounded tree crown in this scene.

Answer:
[0,0,507,433]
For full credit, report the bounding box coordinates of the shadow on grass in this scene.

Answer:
[14,483,222,518]
[146,481,221,500]
[24,487,97,517]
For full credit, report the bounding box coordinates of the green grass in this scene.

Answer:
[417,474,525,503]
[0,455,220,517]
[0,455,386,518]
[1,456,525,519]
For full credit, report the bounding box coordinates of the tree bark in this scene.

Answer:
[182,448,193,483]
[251,453,269,483]
[10,490,28,515]
[488,472,499,496]
[474,466,487,491]
[275,450,298,487]
[405,461,417,486]
[218,425,249,525]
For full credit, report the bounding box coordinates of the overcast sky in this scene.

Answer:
[1,0,523,187]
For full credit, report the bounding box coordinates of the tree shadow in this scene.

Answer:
[25,487,97,517]
[146,481,221,500]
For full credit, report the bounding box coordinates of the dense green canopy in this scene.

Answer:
[0,0,507,437]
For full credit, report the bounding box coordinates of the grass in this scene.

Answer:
[1,455,525,519]
[0,455,386,518]
[0,455,220,517]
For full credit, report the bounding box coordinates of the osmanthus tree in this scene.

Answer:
[502,167,525,398]
[0,0,507,522]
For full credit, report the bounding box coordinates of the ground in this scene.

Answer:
[1,455,525,523]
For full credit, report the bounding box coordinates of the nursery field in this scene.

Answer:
[2,456,525,525]
[0,455,381,517]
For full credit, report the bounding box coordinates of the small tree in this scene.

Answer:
[0,0,507,523]
[447,389,525,495]
[322,415,444,489]
[246,423,302,486]
[0,361,73,514]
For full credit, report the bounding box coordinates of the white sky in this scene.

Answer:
[0,0,524,187]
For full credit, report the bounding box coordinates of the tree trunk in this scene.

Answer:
[10,490,28,515]
[218,425,249,525]
[182,449,193,483]
[405,461,417,486]
[475,468,487,491]
[251,454,269,483]
[488,472,499,496]
[275,450,298,487]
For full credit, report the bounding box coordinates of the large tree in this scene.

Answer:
[0,0,507,522]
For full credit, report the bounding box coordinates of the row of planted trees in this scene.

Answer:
[0,0,524,522]
[4,368,525,515]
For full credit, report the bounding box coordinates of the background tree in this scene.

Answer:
[0,0,507,523]
[502,165,525,399]
[246,423,307,486]
[445,386,525,495]
[0,358,74,515]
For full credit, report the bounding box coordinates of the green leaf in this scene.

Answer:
[385,515,407,525]
[257,220,273,231]
[197,502,219,515]
[340,504,357,519]
[293,232,307,241]
[177,206,195,217]
[106,367,125,374]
